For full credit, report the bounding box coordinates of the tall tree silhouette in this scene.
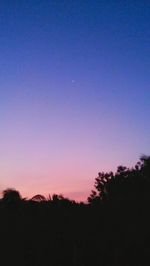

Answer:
[88,155,150,203]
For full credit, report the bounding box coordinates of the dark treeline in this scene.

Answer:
[0,155,150,266]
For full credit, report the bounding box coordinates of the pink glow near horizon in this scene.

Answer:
[0,145,140,201]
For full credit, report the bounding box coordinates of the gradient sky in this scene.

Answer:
[0,0,150,201]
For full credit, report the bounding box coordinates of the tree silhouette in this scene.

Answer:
[2,188,22,203]
[88,155,150,203]
[0,155,149,266]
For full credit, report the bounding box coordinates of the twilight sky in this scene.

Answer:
[0,0,150,201]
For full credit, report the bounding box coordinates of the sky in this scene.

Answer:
[0,0,150,201]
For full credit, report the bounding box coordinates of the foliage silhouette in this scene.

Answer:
[0,155,150,266]
[2,188,22,203]
[88,155,150,203]
[31,194,46,202]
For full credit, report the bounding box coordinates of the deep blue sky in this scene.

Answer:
[0,1,150,200]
